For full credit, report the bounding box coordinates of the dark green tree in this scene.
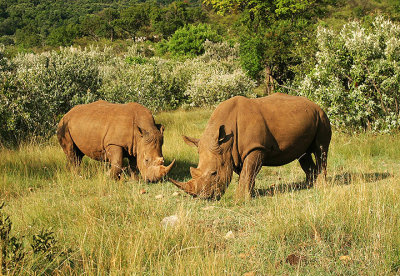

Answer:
[164,23,222,57]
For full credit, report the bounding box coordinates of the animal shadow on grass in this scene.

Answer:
[164,159,198,181]
[255,171,392,197]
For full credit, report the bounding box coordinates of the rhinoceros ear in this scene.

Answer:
[156,124,165,135]
[218,125,233,144]
[183,135,199,147]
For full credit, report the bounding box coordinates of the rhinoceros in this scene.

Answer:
[170,93,331,200]
[57,100,174,181]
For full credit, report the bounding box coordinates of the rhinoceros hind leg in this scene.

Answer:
[298,153,317,186]
[59,134,84,170]
[106,145,123,180]
[236,150,264,200]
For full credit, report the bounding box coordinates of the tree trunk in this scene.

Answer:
[265,66,275,95]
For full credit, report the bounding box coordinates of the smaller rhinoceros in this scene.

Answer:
[57,100,174,181]
[170,93,331,200]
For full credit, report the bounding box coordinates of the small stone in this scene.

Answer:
[172,191,180,196]
[224,230,235,239]
[155,194,164,199]
[161,215,179,229]
[139,189,146,194]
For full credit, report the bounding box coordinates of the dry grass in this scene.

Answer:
[0,108,400,275]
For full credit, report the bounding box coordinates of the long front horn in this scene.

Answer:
[169,178,199,197]
[160,159,175,177]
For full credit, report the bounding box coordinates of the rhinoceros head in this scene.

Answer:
[170,125,234,200]
[135,124,175,182]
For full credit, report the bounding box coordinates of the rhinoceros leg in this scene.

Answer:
[236,150,264,200]
[298,153,317,185]
[106,145,123,180]
[127,156,139,180]
[60,136,84,171]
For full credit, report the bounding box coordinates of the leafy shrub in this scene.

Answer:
[0,47,102,146]
[125,56,148,65]
[100,60,183,111]
[164,24,222,57]
[200,40,240,63]
[101,41,249,110]
[0,41,255,145]
[295,16,400,132]
[185,67,256,107]
[239,34,266,80]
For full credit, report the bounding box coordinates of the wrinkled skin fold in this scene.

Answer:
[57,100,174,181]
[170,93,332,200]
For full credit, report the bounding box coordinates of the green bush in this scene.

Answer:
[185,68,256,106]
[164,24,222,57]
[295,16,400,132]
[100,58,185,111]
[0,47,102,146]
[239,34,266,80]
[0,42,256,146]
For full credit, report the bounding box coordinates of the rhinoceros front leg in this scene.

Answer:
[127,156,139,180]
[105,145,123,180]
[236,150,264,200]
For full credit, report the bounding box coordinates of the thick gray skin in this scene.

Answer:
[170,93,332,200]
[57,100,174,181]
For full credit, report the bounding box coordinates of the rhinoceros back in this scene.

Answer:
[60,101,142,160]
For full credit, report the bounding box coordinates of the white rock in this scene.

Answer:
[224,230,235,239]
[155,194,164,199]
[161,215,179,229]
[172,192,180,196]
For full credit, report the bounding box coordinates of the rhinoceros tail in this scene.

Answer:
[57,117,85,166]
[315,109,332,179]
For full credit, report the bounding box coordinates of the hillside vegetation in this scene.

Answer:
[0,109,400,274]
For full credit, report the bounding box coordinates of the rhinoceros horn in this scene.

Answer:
[144,159,175,182]
[169,178,200,197]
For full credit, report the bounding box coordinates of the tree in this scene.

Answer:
[47,24,80,46]
[151,1,207,38]
[116,4,152,40]
[295,16,400,132]
[204,0,334,88]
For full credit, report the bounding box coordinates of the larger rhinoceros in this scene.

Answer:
[57,100,174,181]
[170,93,331,200]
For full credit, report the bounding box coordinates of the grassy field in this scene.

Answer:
[1,108,400,275]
